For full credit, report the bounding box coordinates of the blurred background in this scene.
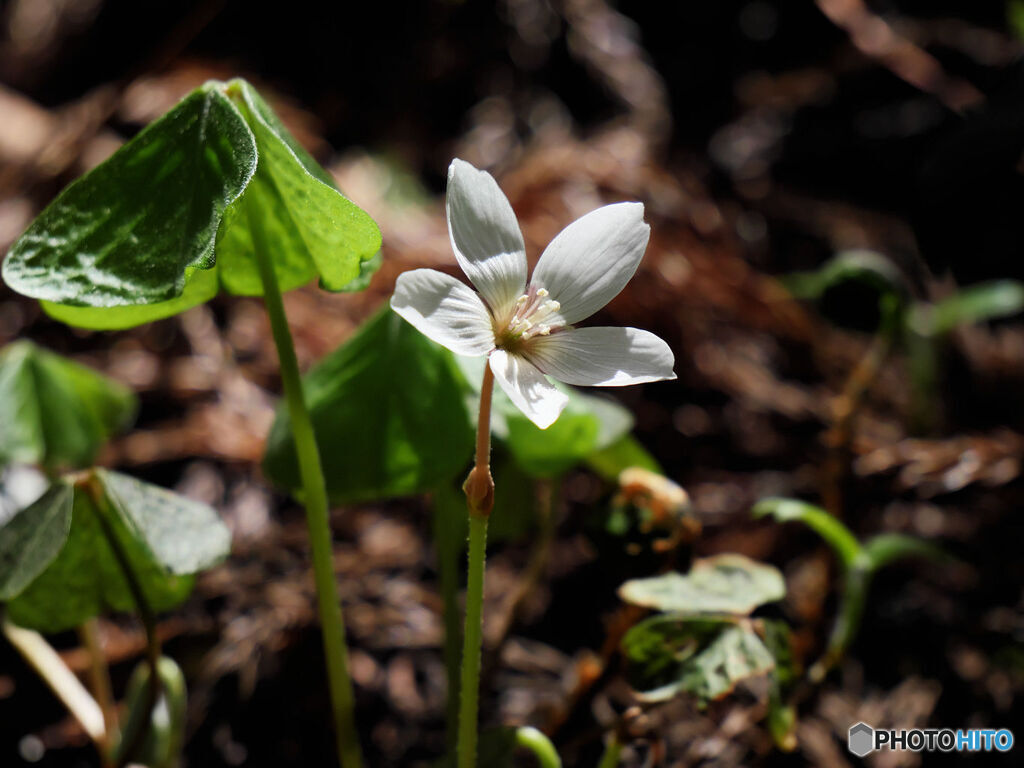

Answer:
[1,1,1023,766]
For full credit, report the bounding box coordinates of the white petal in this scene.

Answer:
[527,327,676,386]
[446,159,528,319]
[390,269,495,356]
[530,202,649,325]
[489,349,568,430]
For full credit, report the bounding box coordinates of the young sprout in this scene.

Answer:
[391,158,676,430]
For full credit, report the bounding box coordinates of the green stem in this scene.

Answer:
[515,726,562,768]
[458,513,489,768]
[596,734,622,768]
[457,365,496,768]
[249,209,362,768]
[433,484,465,752]
[810,562,871,683]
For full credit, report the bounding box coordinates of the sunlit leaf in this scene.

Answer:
[619,554,785,615]
[3,79,380,330]
[0,341,137,471]
[214,80,381,295]
[752,497,862,569]
[622,615,774,703]
[263,308,475,503]
[5,469,230,632]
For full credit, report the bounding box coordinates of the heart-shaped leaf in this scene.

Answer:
[619,554,785,615]
[3,79,381,330]
[3,469,230,632]
[622,615,775,703]
[263,308,475,503]
[0,341,137,471]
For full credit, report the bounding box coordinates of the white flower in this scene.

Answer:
[390,158,676,429]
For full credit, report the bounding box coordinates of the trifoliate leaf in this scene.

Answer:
[4,469,230,632]
[622,615,775,703]
[263,308,475,503]
[3,79,381,330]
[0,341,137,471]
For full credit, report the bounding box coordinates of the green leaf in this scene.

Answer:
[0,341,137,471]
[452,353,636,478]
[0,484,73,599]
[40,264,220,330]
[585,434,661,481]
[115,656,187,768]
[752,497,862,570]
[4,79,381,330]
[487,455,536,543]
[910,280,1024,338]
[784,250,907,302]
[619,554,785,615]
[214,80,381,295]
[504,402,601,479]
[503,389,633,479]
[3,85,255,315]
[335,250,382,293]
[861,533,948,573]
[5,469,230,632]
[263,308,475,503]
[622,615,775,703]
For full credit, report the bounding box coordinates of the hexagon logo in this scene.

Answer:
[848,722,875,757]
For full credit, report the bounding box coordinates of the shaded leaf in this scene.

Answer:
[619,554,785,615]
[0,484,72,599]
[622,615,774,703]
[752,497,862,569]
[0,341,137,471]
[784,249,907,302]
[263,308,475,503]
[488,455,537,543]
[452,353,635,478]
[115,656,187,768]
[5,470,230,632]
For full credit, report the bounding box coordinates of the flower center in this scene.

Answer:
[494,287,562,350]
